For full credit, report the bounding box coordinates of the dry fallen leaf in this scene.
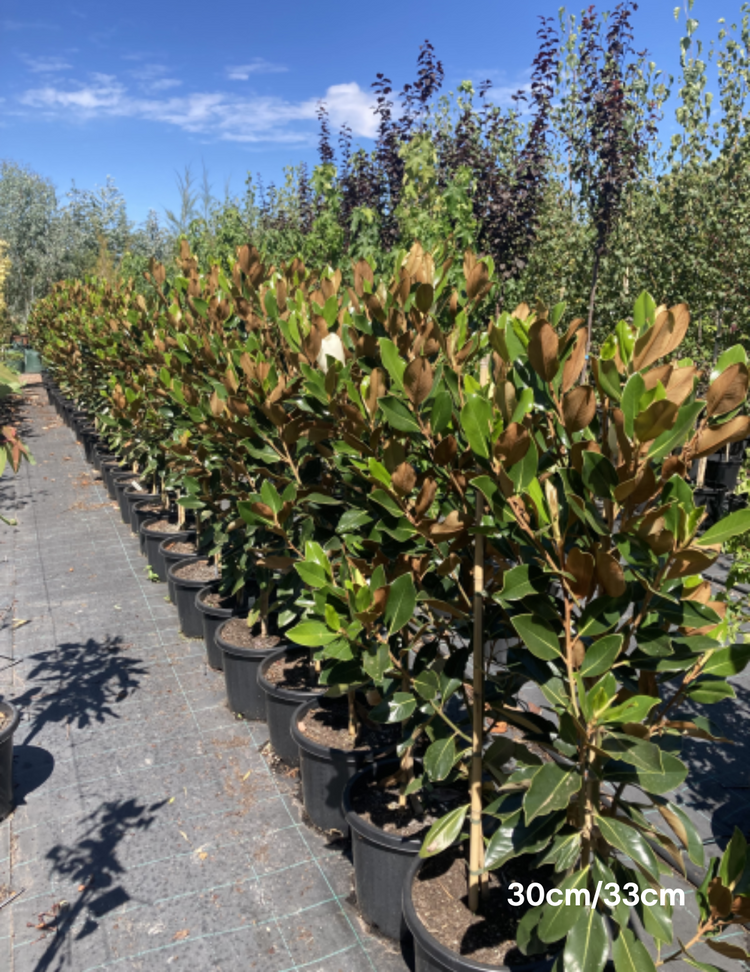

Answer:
[242,771,252,781]
[172,929,189,941]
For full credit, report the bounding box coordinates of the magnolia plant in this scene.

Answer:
[30,244,750,972]
[405,293,750,970]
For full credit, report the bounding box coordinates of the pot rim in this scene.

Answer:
[124,486,161,499]
[216,617,285,658]
[291,696,377,765]
[402,853,557,972]
[167,557,219,589]
[257,645,324,703]
[0,700,21,746]
[195,583,235,620]
[158,536,197,557]
[342,757,424,853]
[140,517,191,541]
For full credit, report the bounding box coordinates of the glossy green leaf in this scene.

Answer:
[538,868,591,943]
[524,762,580,824]
[580,634,623,677]
[424,737,457,781]
[419,804,468,857]
[612,927,657,972]
[460,395,492,459]
[512,614,563,660]
[378,338,406,389]
[385,573,417,635]
[701,643,750,677]
[696,509,750,546]
[378,395,420,434]
[595,815,660,878]
[287,620,339,647]
[563,906,609,972]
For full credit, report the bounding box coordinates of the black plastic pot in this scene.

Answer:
[80,425,99,464]
[112,473,141,524]
[342,758,422,940]
[160,537,198,601]
[291,697,375,836]
[133,500,169,553]
[168,558,219,638]
[196,585,248,671]
[93,448,117,475]
[705,457,743,492]
[403,854,557,972]
[125,486,161,536]
[217,619,282,719]
[101,460,124,499]
[257,646,322,766]
[141,518,192,581]
[728,494,749,512]
[694,485,727,530]
[0,701,21,822]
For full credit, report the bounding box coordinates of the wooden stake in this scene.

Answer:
[468,357,490,912]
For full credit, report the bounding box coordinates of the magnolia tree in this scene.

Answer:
[30,241,750,971]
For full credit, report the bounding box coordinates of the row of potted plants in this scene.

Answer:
[29,242,750,972]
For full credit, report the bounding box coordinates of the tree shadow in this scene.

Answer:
[31,797,166,972]
[11,636,148,746]
[670,681,750,850]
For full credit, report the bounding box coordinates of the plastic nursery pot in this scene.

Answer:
[728,493,749,512]
[342,757,422,940]
[402,854,558,972]
[101,460,124,499]
[112,473,142,525]
[140,517,192,582]
[159,536,198,601]
[196,585,247,672]
[0,701,21,822]
[92,448,116,475]
[216,618,280,718]
[694,485,727,531]
[125,487,161,536]
[257,646,323,766]
[291,697,377,837]
[705,457,743,492]
[168,558,220,639]
[133,500,170,553]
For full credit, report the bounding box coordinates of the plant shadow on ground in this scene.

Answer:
[31,797,166,972]
[11,635,148,746]
[672,681,750,850]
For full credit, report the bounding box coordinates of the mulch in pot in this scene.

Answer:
[216,616,282,650]
[352,772,465,839]
[173,560,219,583]
[413,850,547,967]
[163,539,197,556]
[137,502,166,514]
[297,696,399,752]
[143,518,183,534]
[264,654,322,692]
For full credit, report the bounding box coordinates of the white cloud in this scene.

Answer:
[128,63,182,94]
[20,54,71,73]
[315,82,378,139]
[226,59,288,80]
[17,73,378,143]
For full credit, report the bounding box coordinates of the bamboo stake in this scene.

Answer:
[468,358,490,912]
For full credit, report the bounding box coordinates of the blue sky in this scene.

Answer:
[0,1,733,225]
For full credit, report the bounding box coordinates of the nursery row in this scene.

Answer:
[28,241,750,972]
